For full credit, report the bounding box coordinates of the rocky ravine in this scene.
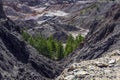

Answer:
[0,0,63,79]
[0,0,120,80]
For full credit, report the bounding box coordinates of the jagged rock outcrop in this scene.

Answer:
[0,0,63,79]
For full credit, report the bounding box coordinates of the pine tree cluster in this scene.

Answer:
[22,31,84,60]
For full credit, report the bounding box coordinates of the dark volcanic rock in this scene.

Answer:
[4,6,19,16]
[53,31,68,42]
[18,4,33,14]
[27,20,73,42]
[0,19,63,79]
[0,0,6,18]
[15,19,39,29]
[0,0,63,79]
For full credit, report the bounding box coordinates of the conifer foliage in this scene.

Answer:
[22,31,84,60]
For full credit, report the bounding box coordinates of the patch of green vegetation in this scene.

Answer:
[22,31,84,60]
[64,34,84,56]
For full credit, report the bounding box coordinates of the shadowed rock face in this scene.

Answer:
[0,0,6,18]
[0,0,63,79]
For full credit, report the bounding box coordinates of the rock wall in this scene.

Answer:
[0,0,63,79]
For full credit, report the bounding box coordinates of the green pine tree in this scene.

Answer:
[57,42,64,60]
[65,34,74,56]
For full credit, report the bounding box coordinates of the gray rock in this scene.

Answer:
[18,4,33,13]
[64,75,75,80]
[95,62,108,68]
[4,6,18,16]
[108,59,116,64]
[74,70,89,77]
